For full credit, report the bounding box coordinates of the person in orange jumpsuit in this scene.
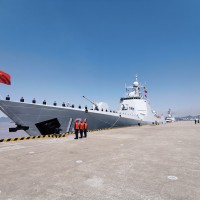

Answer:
[83,119,88,138]
[74,120,79,139]
[79,120,84,138]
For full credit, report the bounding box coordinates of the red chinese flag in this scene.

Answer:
[0,70,11,85]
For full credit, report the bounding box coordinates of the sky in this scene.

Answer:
[0,0,200,117]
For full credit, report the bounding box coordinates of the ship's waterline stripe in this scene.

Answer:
[0,125,144,143]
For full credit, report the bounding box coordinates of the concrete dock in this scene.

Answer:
[0,121,200,200]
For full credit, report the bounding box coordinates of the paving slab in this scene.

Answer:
[0,121,200,200]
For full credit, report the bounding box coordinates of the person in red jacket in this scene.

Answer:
[83,119,88,138]
[79,120,84,138]
[74,120,79,139]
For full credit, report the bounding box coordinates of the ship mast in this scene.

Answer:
[125,75,141,99]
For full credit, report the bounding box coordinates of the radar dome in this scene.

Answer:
[128,91,135,97]
[133,81,139,87]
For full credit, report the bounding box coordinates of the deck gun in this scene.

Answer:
[82,96,99,111]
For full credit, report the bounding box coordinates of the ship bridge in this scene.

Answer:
[120,96,140,102]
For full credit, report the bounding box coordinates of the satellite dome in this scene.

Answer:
[129,91,135,97]
[133,81,139,87]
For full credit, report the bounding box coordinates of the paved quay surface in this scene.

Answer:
[0,121,200,200]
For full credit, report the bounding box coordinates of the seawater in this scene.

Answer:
[0,122,28,139]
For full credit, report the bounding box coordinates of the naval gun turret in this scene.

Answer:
[83,96,99,111]
[83,96,109,111]
[94,102,109,112]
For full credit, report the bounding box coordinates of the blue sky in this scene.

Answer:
[0,0,199,117]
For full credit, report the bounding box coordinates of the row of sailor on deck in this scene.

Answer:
[6,95,73,107]
[5,95,117,112]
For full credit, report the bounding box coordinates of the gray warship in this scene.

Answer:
[0,76,165,136]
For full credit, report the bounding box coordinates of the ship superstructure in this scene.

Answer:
[0,76,165,136]
[165,109,176,123]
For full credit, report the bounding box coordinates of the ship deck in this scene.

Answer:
[0,121,200,200]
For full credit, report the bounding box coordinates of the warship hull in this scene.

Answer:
[0,100,164,136]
